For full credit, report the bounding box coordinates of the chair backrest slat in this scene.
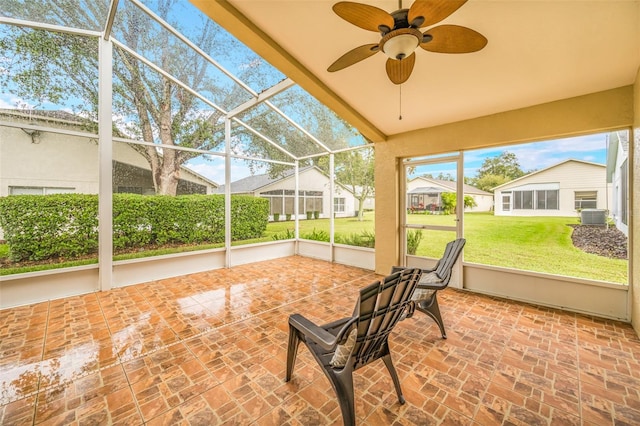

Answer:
[434,238,466,282]
[353,268,421,368]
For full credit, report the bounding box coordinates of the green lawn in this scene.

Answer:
[237,211,626,284]
[0,212,627,283]
[234,212,375,245]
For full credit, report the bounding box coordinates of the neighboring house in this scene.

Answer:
[216,166,358,219]
[493,159,610,217]
[606,131,629,236]
[0,110,218,197]
[406,177,493,212]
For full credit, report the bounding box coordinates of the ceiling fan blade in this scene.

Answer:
[333,2,394,32]
[408,0,468,28]
[328,44,380,72]
[421,25,487,53]
[385,53,416,85]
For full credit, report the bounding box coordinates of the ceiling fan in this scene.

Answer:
[327,0,488,84]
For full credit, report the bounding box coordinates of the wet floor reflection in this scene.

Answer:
[2,256,639,425]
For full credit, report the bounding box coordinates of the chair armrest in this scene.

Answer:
[322,317,354,333]
[416,281,447,291]
[391,265,436,274]
[289,314,353,351]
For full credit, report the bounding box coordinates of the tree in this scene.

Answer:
[473,173,510,192]
[1,0,348,195]
[464,195,477,209]
[334,148,374,222]
[439,193,476,215]
[468,151,526,192]
[476,151,525,181]
[420,172,455,181]
[440,192,456,214]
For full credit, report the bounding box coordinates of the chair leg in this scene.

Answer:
[332,369,356,426]
[285,324,300,382]
[417,294,447,339]
[382,352,405,405]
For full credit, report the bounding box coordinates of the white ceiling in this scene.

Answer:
[226,0,640,137]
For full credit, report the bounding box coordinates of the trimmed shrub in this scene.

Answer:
[230,195,269,240]
[0,193,269,261]
[0,194,98,261]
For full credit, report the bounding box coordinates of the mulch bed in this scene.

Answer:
[569,224,628,259]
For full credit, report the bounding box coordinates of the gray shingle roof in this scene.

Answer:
[216,166,310,193]
[411,177,492,195]
[408,186,445,194]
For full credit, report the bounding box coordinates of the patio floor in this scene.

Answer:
[1,256,639,425]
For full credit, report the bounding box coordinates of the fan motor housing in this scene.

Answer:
[380,28,424,60]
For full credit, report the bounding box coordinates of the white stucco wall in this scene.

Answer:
[610,140,628,236]
[494,160,610,217]
[0,126,99,196]
[466,193,494,212]
[0,127,216,197]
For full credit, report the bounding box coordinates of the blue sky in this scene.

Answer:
[410,132,609,181]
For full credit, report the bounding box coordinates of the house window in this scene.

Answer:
[513,189,558,210]
[535,190,559,210]
[302,191,323,214]
[502,192,511,211]
[9,186,75,195]
[513,190,533,209]
[260,190,284,214]
[261,190,323,215]
[334,197,345,213]
[575,191,597,210]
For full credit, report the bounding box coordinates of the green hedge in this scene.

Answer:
[0,194,269,261]
[0,194,98,261]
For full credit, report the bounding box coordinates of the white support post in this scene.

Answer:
[98,38,113,291]
[329,154,335,257]
[294,161,300,243]
[225,118,232,267]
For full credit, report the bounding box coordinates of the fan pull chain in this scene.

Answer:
[398,84,403,120]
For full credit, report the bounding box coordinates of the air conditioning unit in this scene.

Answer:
[581,209,606,225]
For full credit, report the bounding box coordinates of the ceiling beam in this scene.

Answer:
[189,0,387,143]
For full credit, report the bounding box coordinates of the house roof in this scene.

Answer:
[216,165,357,195]
[0,108,94,128]
[410,176,492,196]
[492,159,605,191]
[216,166,315,193]
[408,186,445,194]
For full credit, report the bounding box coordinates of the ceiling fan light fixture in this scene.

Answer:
[380,28,423,60]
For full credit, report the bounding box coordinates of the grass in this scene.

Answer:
[0,212,628,283]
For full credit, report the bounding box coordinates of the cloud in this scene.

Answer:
[409,132,611,180]
[464,133,609,176]
[0,94,35,109]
